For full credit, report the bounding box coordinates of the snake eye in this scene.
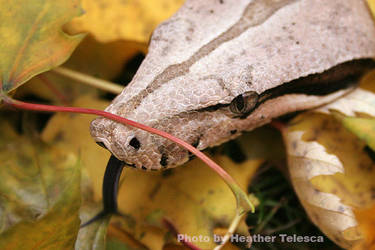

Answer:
[129,137,141,150]
[229,91,259,115]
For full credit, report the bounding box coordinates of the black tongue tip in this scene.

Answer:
[80,154,125,227]
[80,211,108,228]
[80,210,125,228]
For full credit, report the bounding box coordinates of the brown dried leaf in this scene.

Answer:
[282,112,375,249]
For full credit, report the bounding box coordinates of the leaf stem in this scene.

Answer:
[52,67,123,94]
[1,95,255,214]
[213,212,247,250]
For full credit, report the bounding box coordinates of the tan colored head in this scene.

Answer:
[90,0,375,170]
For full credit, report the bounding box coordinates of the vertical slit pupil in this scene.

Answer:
[235,95,245,111]
[129,137,141,150]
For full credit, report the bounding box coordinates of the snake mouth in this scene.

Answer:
[96,141,136,167]
[97,141,166,171]
[96,141,107,149]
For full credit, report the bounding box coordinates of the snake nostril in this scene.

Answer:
[129,137,141,150]
[160,153,168,167]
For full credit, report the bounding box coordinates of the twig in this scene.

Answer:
[52,67,123,94]
[214,212,247,250]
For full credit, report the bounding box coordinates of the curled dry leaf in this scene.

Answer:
[282,81,375,249]
[0,0,84,94]
[317,89,375,118]
[283,112,375,248]
[0,118,81,249]
[66,0,185,43]
[316,70,375,117]
[319,71,375,154]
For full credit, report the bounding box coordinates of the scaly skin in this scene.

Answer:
[90,0,375,170]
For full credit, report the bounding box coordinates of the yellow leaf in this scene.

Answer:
[367,0,375,19]
[65,35,147,81]
[283,112,375,249]
[359,69,375,93]
[0,117,81,249]
[0,0,84,93]
[41,95,111,201]
[340,116,375,151]
[66,0,185,43]
[15,36,145,105]
[112,156,261,249]
[107,223,148,249]
[237,126,285,163]
[315,75,375,153]
[353,204,375,250]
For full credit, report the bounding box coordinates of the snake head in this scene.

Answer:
[90,0,375,170]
